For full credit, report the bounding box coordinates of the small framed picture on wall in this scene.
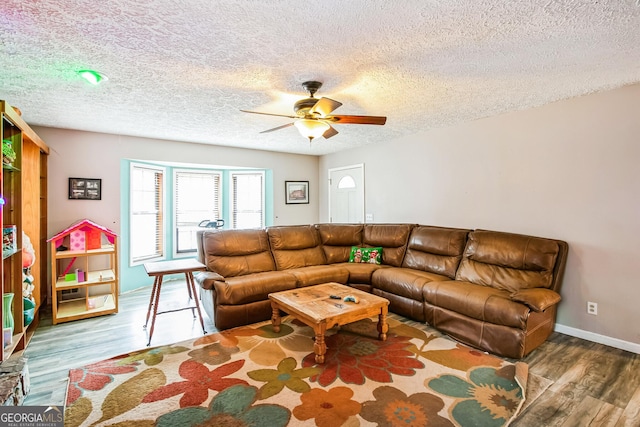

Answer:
[69,178,102,200]
[285,181,309,204]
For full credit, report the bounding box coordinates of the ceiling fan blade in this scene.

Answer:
[323,125,339,139]
[309,97,342,117]
[240,109,297,119]
[259,122,295,134]
[330,115,387,125]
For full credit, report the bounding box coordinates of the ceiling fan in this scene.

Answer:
[241,81,387,142]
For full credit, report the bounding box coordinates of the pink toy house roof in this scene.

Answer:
[47,219,117,248]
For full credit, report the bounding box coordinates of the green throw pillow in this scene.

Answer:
[348,246,383,264]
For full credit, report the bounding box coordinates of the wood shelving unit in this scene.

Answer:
[0,100,49,362]
[49,221,119,324]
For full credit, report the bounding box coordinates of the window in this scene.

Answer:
[338,175,356,189]
[128,164,267,264]
[174,170,221,253]
[130,164,164,264]
[231,171,264,229]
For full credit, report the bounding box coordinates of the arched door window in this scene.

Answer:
[337,175,356,189]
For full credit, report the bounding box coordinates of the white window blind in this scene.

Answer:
[231,171,264,229]
[174,170,221,253]
[130,164,164,264]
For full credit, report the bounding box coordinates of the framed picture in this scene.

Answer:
[285,181,309,204]
[69,178,102,200]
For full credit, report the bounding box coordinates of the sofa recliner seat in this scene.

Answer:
[372,268,450,322]
[371,225,471,322]
[420,230,566,357]
[266,225,350,287]
[195,228,299,330]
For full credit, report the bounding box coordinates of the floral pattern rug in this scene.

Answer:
[65,315,529,426]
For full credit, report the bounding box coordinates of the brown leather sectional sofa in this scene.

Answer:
[194,223,568,358]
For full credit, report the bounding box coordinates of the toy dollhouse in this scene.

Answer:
[47,219,119,324]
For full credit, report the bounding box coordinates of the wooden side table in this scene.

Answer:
[143,258,207,346]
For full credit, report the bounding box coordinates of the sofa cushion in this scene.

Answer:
[402,226,470,279]
[349,246,383,264]
[455,230,560,292]
[373,267,450,301]
[267,225,327,270]
[316,223,364,264]
[329,262,389,284]
[201,229,275,277]
[423,280,529,329]
[363,224,414,267]
[285,265,350,287]
[213,271,298,305]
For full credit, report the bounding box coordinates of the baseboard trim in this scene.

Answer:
[554,324,640,354]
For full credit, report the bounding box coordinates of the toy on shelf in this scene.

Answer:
[22,232,35,269]
[22,232,36,299]
[2,225,17,257]
[2,139,16,165]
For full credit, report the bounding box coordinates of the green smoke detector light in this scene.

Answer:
[78,70,107,85]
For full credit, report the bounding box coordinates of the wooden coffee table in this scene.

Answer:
[269,282,389,363]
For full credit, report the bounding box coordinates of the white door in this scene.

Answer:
[329,164,364,223]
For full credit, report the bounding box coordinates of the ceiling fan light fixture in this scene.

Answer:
[294,119,330,140]
[78,69,107,85]
[241,80,386,141]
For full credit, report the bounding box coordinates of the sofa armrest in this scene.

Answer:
[194,271,225,291]
[510,288,561,312]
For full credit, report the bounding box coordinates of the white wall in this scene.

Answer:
[36,128,320,291]
[320,84,640,349]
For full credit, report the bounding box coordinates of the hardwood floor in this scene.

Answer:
[514,334,640,426]
[22,278,217,406]
[18,279,640,426]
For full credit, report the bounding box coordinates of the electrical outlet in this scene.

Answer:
[587,301,598,315]
[365,213,374,222]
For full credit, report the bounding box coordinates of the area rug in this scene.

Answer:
[65,315,530,427]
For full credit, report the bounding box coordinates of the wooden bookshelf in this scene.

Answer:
[1,100,49,362]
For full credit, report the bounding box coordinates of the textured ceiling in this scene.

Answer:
[1,1,639,155]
